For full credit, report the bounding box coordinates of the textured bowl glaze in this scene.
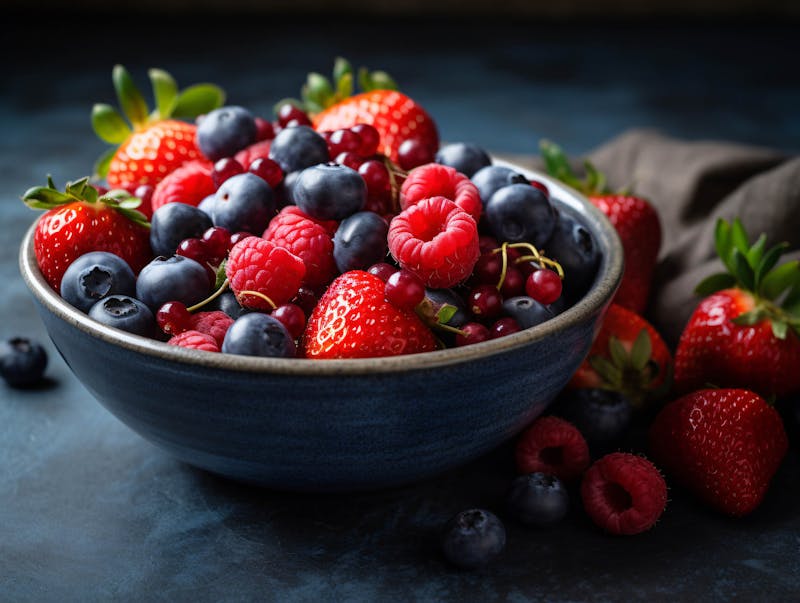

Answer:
[20,164,623,491]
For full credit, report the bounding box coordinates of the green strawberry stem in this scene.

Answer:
[540,140,613,196]
[695,218,800,339]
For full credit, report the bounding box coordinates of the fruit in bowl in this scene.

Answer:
[17,60,623,490]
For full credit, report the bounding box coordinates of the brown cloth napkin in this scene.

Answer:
[510,129,800,348]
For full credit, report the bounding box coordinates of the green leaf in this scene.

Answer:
[435,304,458,326]
[730,218,751,256]
[303,73,334,108]
[755,242,789,290]
[771,320,789,340]
[583,161,607,195]
[732,307,768,327]
[113,64,149,128]
[214,260,227,290]
[148,68,178,119]
[695,272,737,296]
[761,260,800,300]
[171,84,226,119]
[100,189,142,209]
[589,355,623,387]
[731,249,755,291]
[782,283,800,312]
[93,147,116,180]
[746,233,766,268]
[369,70,397,91]
[358,67,372,92]
[114,207,150,228]
[714,219,734,272]
[336,72,353,102]
[607,336,628,368]
[91,104,132,144]
[629,329,653,372]
[539,140,582,190]
[332,57,352,86]
[22,185,72,209]
[65,176,91,199]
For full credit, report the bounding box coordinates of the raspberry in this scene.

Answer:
[226,237,305,310]
[400,163,482,222]
[263,207,337,289]
[581,452,667,535]
[387,196,479,288]
[515,416,590,482]
[234,139,272,170]
[278,205,338,237]
[151,160,216,213]
[188,311,234,347]
[167,330,220,352]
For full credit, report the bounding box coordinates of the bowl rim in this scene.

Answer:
[19,160,623,376]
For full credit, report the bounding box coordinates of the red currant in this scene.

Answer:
[291,286,318,317]
[490,317,521,339]
[455,322,491,347]
[358,160,391,197]
[368,262,398,282]
[472,253,503,285]
[176,238,208,264]
[500,266,525,297]
[156,301,192,336]
[478,235,499,253]
[334,151,365,171]
[254,117,275,141]
[229,232,254,247]
[363,193,391,215]
[249,157,284,188]
[276,103,311,127]
[272,303,306,339]
[525,269,562,305]
[384,269,425,311]
[530,180,549,197]
[212,157,244,188]
[468,285,503,319]
[397,138,435,171]
[201,226,232,260]
[350,124,380,156]
[328,129,362,156]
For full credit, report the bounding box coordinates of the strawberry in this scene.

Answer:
[649,388,788,517]
[282,57,438,162]
[569,304,672,408]
[541,141,661,314]
[23,177,151,291]
[674,219,800,397]
[92,65,225,189]
[303,271,438,359]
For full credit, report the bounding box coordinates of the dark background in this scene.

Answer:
[3,7,800,602]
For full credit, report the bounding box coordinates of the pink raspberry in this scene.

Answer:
[234,140,272,169]
[263,207,337,289]
[388,196,479,288]
[581,452,668,535]
[400,163,482,222]
[167,330,220,352]
[188,311,234,347]
[226,237,305,310]
[278,205,338,237]
[515,416,591,482]
[151,160,216,212]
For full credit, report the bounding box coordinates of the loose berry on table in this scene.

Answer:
[506,473,569,527]
[0,337,48,388]
[440,509,506,570]
[516,416,590,482]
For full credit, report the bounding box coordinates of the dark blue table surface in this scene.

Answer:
[3,16,800,601]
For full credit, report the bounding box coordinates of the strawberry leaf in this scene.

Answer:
[336,73,354,103]
[589,355,623,387]
[114,207,150,228]
[369,70,398,91]
[302,73,335,109]
[782,284,800,312]
[730,218,751,257]
[91,104,132,144]
[629,329,652,372]
[732,307,768,326]
[22,185,72,209]
[65,177,91,200]
[332,57,353,87]
[214,260,227,290]
[171,84,226,119]
[357,67,372,93]
[113,65,149,128]
[436,304,458,325]
[93,147,116,180]
[100,189,142,210]
[149,68,178,119]
[583,161,607,195]
[608,336,628,368]
[771,319,789,340]
[755,242,789,290]
[746,233,767,268]
[695,272,737,296]
[761,260,800,300]
[540,140,583,191]
[714,219,734,273]
[732,249,755,291]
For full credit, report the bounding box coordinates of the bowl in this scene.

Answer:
[19,163,623,491]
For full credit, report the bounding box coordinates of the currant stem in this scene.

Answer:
[187,279,230,313]
[238,289,277,310]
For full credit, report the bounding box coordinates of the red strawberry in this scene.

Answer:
[303,271,437,359]
[23,177,151,291]
[515,416,590,482]
[581,452,667,535]
[286,58,438,162]
[541,141,661,314]
[674,218,800,398]
[151,160,215,213]
[92,65,224,188]
[650,388,788,517]
[570,304,673,407]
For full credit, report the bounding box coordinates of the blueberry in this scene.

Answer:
[276,170,301,206]
[221,313,296,358]
[545,214,600,303]
[441,509,506,570]
[136,255,210,311]
[557,388,633,445]
[506,473,569,527]
[294,163,366,221]
[0,337,47,387]
[150,202,213,257]
[425,288,469,328]
[435,142,492,178]
[60,252,136,313]
[471,165,528,206]
[485,184,557,247]
[211,173,275,234]
[88,295,155,337]
[197,106,257,162]
[268,125,329,174]
[503,296,554,329]
[333,211,389,272]
[197,194,219,216]
[207,290,250,320]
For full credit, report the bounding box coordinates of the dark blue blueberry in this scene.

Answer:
[441,509,506,570]
[60,251,136,313]
[425,288,469,328]
[435,142,492,178]
[485,183,557,247]
[276,170,301,207]
[333,211,389,273]
[197,106,257,162]
[503,296,554,329]
[268,125,329,174]
[197,194,218,216]
[221,313,296,358]
[471,165,528,206]
[557,388,633,445]
[207,290,250,320]
[136,255,210,311]
[294,163,366,221]
[88,295,155,337]
[0,337,47,387]
[150,202,213,257]
[545,213,601,303]
[506,473,569,527]
[211,173,275,234]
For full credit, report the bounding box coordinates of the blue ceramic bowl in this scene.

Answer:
[19,163,623,491]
